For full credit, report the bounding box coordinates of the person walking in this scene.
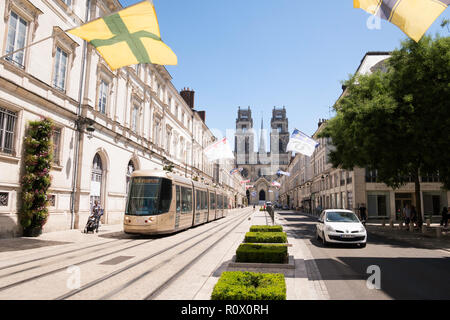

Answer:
[92,200,103,232]
[441,207,448,227]
[410,205,417,229]
[359,204,367,225]
[403,204,411,230]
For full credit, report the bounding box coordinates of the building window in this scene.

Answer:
[53,47,68,91]
[56,0,72,6]
[0,192,8,206]
[421,172,441,183]
[52,127,61,164]
[365,169,378,183]
[0,107,17,155]
[47,194,56,207]
[277,124,282,133]
[98,79,109,114]
[5,11,28,68]
[367,192,389,217]
[131,106,139,132]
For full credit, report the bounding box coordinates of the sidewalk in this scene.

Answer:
[365,223,450,252]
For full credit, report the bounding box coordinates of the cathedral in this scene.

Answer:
[234,107,291,205]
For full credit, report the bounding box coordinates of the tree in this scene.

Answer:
[321,36,450,222]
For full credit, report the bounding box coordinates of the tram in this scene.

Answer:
[123,170,230,235]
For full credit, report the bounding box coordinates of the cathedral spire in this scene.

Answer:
[259,114,266,154]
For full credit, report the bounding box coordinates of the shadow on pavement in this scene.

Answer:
[0,238,71,252]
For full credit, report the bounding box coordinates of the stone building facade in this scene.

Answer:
[0,0,245,237]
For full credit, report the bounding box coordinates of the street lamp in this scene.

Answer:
[76,117,95,139]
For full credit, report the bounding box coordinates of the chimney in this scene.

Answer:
[318,118,327,128]
[197,110,206,123]
[180,87,195,109]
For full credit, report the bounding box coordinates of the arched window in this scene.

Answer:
[90,153,103,209]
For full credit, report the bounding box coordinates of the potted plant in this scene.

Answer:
[20,118,54,237]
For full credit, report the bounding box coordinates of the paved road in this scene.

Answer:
[277,211,450,300]
[0,208,254,300]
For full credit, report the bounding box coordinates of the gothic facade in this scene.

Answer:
[234,106,290,204]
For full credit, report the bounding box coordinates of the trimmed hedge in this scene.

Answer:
[211,271,286,300]
[244,232,287,243]
[250,225,283,233]
[236,243,288,264]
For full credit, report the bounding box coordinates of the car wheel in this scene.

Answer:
[316,229,321,240]
[322,232,328,247]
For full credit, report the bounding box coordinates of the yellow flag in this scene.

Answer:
[354,0,449,42]
[68,0,177,70]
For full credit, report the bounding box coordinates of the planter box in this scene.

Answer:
[235,243,289,264]
[244,232,287,243]
[250,225,283,233]
[211,271,286,300]
[229,254,295,270]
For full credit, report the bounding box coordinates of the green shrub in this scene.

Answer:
[211,271,286,300]
[236,243,288,264]
[20,118,54,236]
[244,232,287,243]
[250,225,283,233]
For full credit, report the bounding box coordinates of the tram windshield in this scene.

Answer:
[126,177,172,216]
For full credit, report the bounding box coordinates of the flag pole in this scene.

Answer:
[0,29,70,61]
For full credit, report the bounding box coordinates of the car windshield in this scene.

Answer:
[326,211,359,223]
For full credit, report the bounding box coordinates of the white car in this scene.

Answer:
[316,209,367,248]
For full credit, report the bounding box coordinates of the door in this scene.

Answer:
[175,185,181,229]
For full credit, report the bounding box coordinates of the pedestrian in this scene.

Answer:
[92,200,103,232]
[359,203,367,225]
[410,205,417,229]
[403,204,411,230]
[441,207,448,227]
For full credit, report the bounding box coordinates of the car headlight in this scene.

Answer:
[326,225,335,232]
[359,227,366,233]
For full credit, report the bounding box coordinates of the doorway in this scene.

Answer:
[395,193,413,221]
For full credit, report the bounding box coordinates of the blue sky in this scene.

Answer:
[120,0,448,148]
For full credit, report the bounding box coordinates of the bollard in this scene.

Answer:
[421,225,427,234]
[382,219,386,227]
[409,222,414,232]
[426,219,431,227]
[399,222,403,229]
[436,227,442,238]
[389,220,394,228]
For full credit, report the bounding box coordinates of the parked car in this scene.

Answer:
[316,210,367,248]
[282,205,289,210]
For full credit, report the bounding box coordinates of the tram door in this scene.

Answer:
[175,185,181,229]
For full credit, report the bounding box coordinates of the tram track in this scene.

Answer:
[0,238,121,272]
[143,210,252,300]
[55,208,253,300]
[0,238,155,293]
